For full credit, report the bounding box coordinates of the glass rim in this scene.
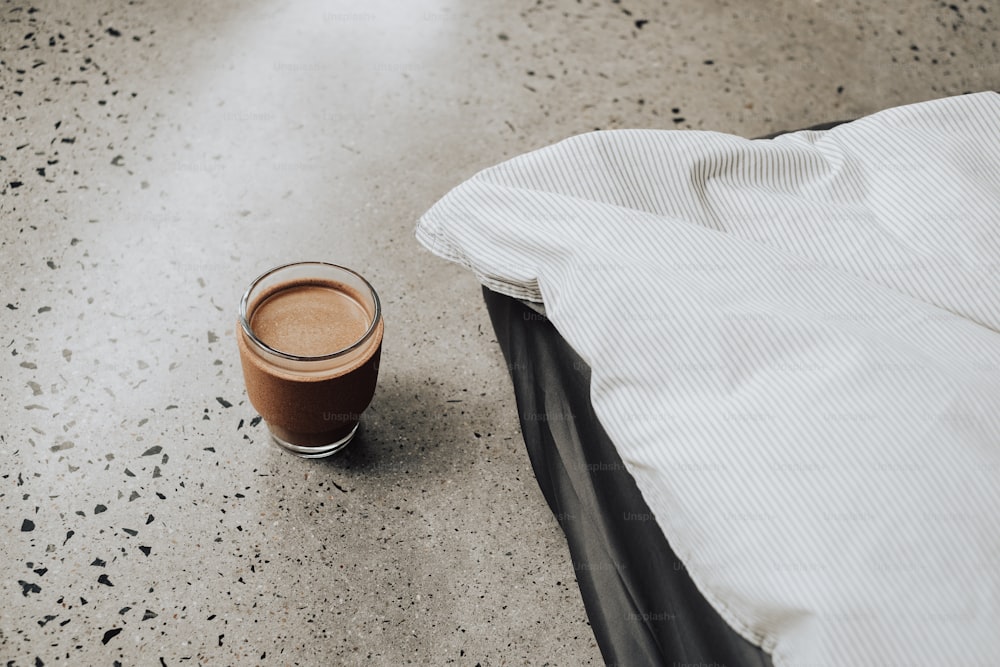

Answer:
[239,261,382,363]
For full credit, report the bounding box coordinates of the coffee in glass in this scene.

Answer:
[237,262,383,457]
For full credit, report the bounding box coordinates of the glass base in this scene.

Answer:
[269,423,358,458]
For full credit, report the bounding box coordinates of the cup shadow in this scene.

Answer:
[308,373,463,480]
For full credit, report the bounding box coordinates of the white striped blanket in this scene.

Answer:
[417,92,1000,666]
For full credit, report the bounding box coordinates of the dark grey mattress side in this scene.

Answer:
[483,286,771,667]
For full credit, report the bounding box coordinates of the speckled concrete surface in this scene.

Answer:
[1,0,996,665]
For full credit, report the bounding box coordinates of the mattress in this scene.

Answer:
[417,92,1000,665]
[482,286,772,665]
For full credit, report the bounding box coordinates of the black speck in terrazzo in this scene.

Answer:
[94,503,107,514]
[142,610,157,620]
[92,557,106,567]
[216,396,232,408]
[145,514,154,524]
[207,330,219,343]
[124,467,135,477]
[123,528,138,536]
[105,27,122,37]
[141,445,162,456]
[63,530,74,545]
[38,614,58,627]
[703,59,714,65]
[21,518,35,531]
[101,627,122,644]
[110,155,124,167]
[635,19,648,29]
[250,415,262,427]
[152,466,161,478]
[46,259,57,269]
[97,574,113,586]
[139,545,152,556]
[129,491,140,501]
[119,606,131,615]
[19,579,42,596]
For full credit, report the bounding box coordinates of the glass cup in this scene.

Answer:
[236,262,383,458]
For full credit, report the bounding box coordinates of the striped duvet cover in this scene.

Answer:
[417,92,1000,666]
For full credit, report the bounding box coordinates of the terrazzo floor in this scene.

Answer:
[2,0,997,665]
